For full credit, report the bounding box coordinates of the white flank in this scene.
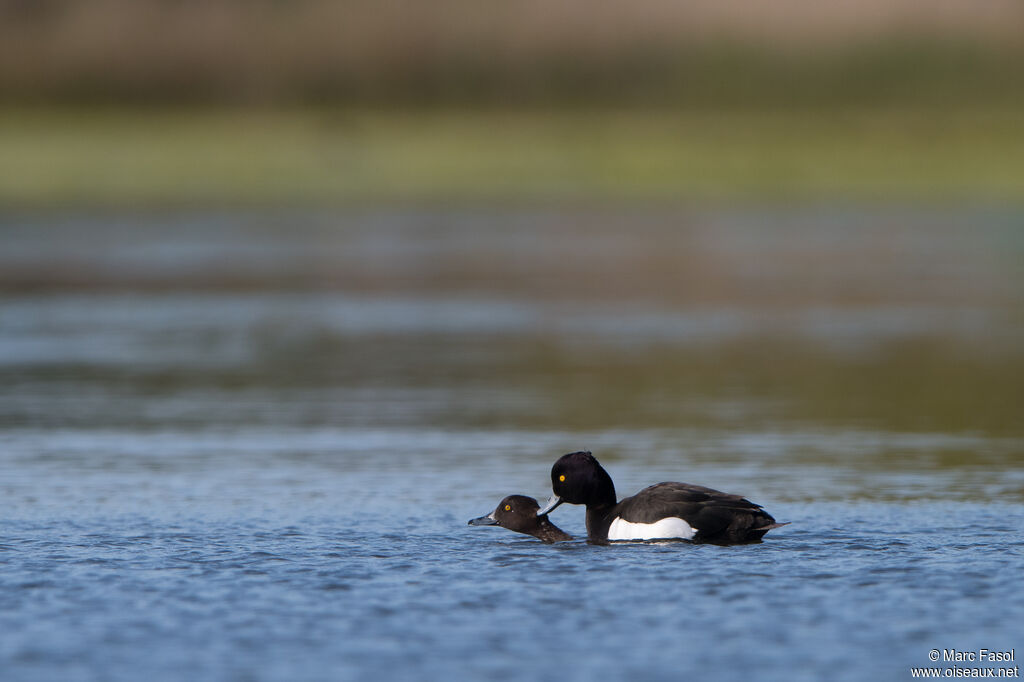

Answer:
[607,516,696,541]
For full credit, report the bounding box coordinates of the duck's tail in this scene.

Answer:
[753,521,791,531]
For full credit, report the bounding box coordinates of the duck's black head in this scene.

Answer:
[468,495,572,543]
[537,451,617,515]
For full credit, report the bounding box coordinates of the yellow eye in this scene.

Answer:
[504,505,511,511]
[559,474,566,482]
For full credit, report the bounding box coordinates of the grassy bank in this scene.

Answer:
[3,107,1024,207]
[4,1,1022,107]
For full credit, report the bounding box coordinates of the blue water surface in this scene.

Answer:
[1,209,1022,681]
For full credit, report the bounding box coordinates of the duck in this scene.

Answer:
[536,451,786,545]
[468,494,573,543]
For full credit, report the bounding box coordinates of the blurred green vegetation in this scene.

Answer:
[1,0,1023,205]
[3,107,1023,206]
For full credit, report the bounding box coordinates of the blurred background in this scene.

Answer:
[1,0,1024,204]
[1,0,1021,445]
[1,3,1023,681]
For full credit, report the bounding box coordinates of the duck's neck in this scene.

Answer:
[535,518,573,543]
[585,503,616,545]
[584,465,617,543]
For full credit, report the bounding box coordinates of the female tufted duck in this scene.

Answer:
[469,495,573,543]
[537,451,786,545]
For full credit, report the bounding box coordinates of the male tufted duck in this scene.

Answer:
[537,451,786,545]
[469,495,573,543]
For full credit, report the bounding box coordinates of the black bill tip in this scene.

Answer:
[536,495,563,516]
